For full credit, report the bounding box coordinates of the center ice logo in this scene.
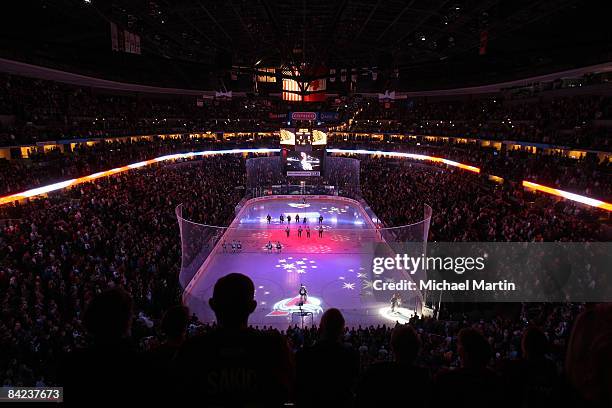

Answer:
[267,295,323,317]
[288,202,310,209]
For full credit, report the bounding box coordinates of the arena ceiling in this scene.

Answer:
[103,0,609,68]
[0,0,610,90]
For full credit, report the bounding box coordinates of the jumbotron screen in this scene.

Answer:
[283,148,324,176]
[280,128,327,146]
[279,128,296,145]
[312,129,327,146]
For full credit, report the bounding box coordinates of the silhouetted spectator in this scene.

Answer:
[174,273,294,406]
[59,288,146,403]
[433,327,502,408]
[501,326,561,406]
[565,304,612,407]
[146,305,190,395]
[296,308,359,407]
[356,324,431,407]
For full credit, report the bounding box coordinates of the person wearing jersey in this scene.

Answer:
[175,273,294,406]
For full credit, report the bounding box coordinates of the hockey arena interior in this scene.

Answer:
[0,0,611,406]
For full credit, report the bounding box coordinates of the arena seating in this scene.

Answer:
[1,151,609,405]
[343,95,611,150]
[1,72,611,150]
[2,0,611,404]
[1,137,608,202]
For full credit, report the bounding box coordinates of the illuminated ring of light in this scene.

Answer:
[0,147,609,212]
[378,306,414,324]
[522,181,612,211]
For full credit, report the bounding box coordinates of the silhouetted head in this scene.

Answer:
[161,305,190,342]
[521,326,548,360]
[209,273,256,328]
[566,304,612,405]
[319,308,345,342]
[391,325,420,364]
[84,287,133,342]
[458,328,491,369]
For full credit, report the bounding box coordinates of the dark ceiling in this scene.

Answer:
[0,0,610,90]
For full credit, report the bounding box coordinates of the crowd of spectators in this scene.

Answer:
[0,136,273,196]
[1,134,609,203]
[55,274,612,406]
[1,70,609,202]
[0,73,285,145]
[0,156,245,388]
[0,133,610,404]
[481,148,611,200]
[360,158,606,241]
[2,72,612,152]
[342,95,612,150]
[334,139,611,200]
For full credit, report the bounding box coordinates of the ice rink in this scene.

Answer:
[183,196,419,328]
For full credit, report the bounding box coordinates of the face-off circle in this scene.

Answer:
[267,295,323,317]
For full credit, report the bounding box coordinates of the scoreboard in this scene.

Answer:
[280,128,327,177]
